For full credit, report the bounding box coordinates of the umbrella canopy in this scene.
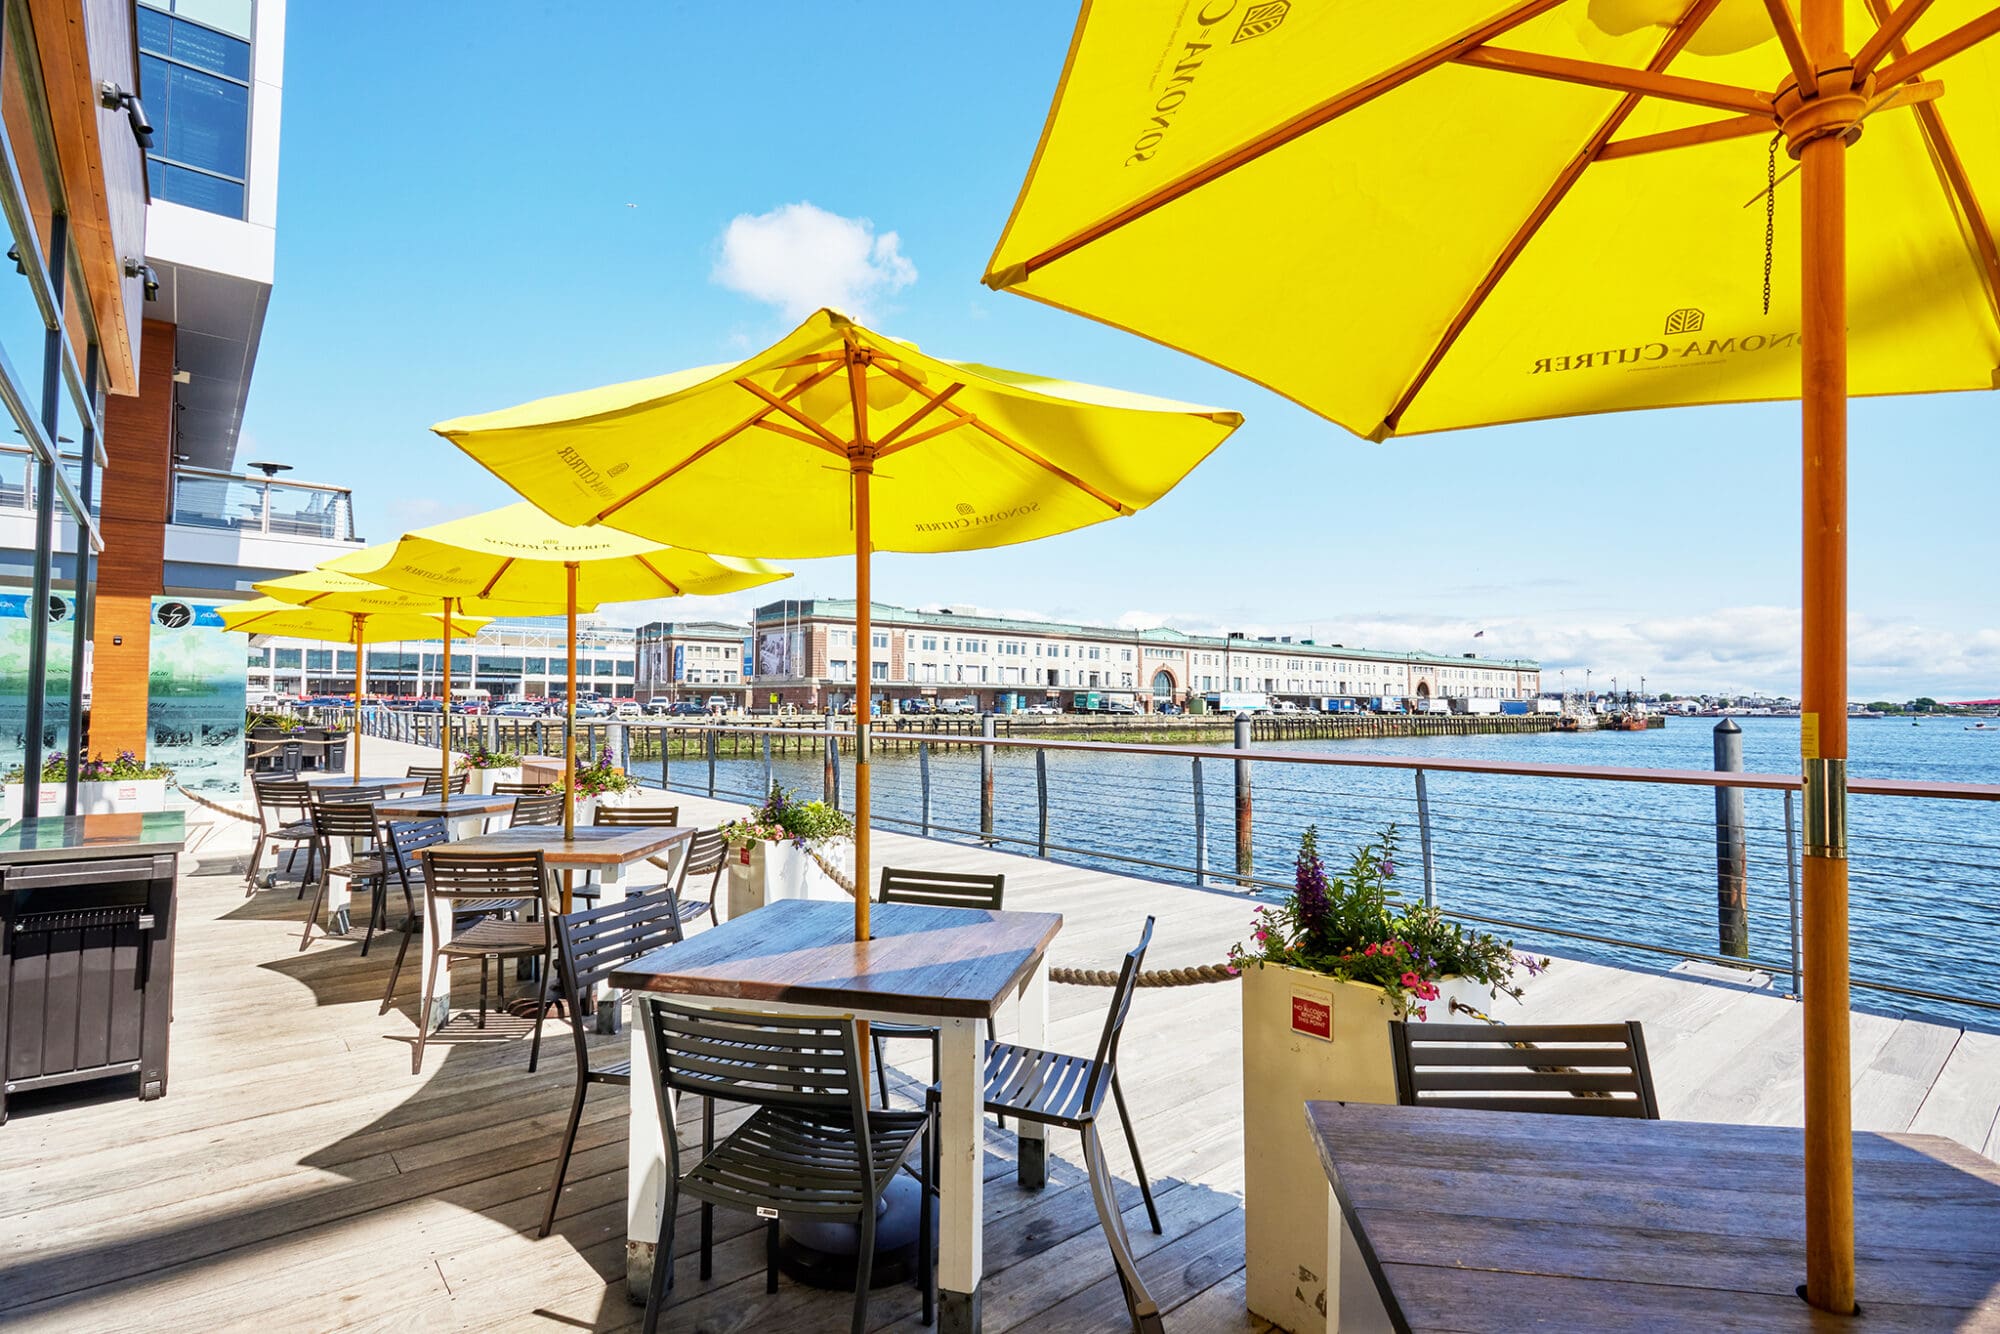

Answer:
[223,599,490,780]
[434,308,1242,938]
[984,0,2000,1312]
[983,1,1999,437]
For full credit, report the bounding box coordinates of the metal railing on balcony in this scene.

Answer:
[170,467,356,541]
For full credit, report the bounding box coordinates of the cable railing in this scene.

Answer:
[344,709,2000,1027]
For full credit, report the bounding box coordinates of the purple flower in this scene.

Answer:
[1381,860,1396,878]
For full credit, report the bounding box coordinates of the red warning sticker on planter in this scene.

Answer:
[1291,990,1332,1041]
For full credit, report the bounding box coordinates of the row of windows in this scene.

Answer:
[138,1,253,218]
[250,646,634,677]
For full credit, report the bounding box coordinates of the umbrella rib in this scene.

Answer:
[1381,0,1727,438]
[754,418,845,451]
[1854,0,1937,77]
[869,360,1131,513]
[1760,0,1817,94]
[737,378,852,451]
[1596,113,1770,160]
[1451,46,1770,117]
[593,362,847,522]
[874,382,966,450]
[1877,7,2000,85]
[989,0,1569,286]
[1862,0,2000,328]
[874,415,969,460]
[476,557,515,601]
[634,555,683,598]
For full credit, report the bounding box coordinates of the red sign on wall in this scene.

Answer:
[1291,991,1332,1041]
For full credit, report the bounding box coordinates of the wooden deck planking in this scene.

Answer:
[0,766,1995,1333]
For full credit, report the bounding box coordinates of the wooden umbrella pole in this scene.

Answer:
[1798,0,1855,1312]
[440,600,453,786]
[854,462,873,943]
[563,561,578,913]
[351,615,366,780]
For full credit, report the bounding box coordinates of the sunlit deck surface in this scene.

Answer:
[4,755,1997,1332]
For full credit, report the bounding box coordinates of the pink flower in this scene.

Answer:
[1413,1005,1428,1021]
[1253,929,1268,943]
[1400,971,1420,988]
[1225,964,1240,976]
[1364,943,1379,956]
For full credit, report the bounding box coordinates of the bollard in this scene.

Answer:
[979,714,996,845]
[762,731,773,797]
[1234,713,1253,883]
[1413,768,1438,909]
[823,733,837,807]
[1714,719,1749,958]
[661,725,671,793]
[706,727,717,799]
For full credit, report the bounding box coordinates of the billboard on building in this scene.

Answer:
[148,598,246,799]
[757,630,792,677]
[0,592,77,775]
[672,644,684,682]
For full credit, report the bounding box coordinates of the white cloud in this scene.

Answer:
[1112,605,2000,701]
[712,202,916,322]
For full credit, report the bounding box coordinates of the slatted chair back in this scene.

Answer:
[644,1002,871,1151]
[680,828,727,878]
[311,799,382,846]
[1083,916,1155,1107]
[422,850,549,912]
[421,771,470,796]
[311,783,384,809]
[1388,1021,1660,1119]
[592,804,679,827]
[406,766,441,780]
[493,780,552,797]
[555,890,683,1044]
[253,777,312,830]
[878,867,1005,910]
[382,819,450,883]
[511,792,564,827]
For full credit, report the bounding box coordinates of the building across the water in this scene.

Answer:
[246,618,638,701]
[635,620,750,704]
[746,599,1541,712]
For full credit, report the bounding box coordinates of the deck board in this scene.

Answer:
[1,761,1993,1332]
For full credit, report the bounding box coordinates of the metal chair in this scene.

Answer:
[1388,1020,1660,1118]
[246,777,315,895]
[672,828,727,928]
[412,850,553,1075]
[376,819,477,1013]
[406,765,442,780]
[539,887,685,1238]
[422,771,470,796]
[870,868,1006,1108]
[985,917,1161,1333]
[301,800,387,951]
[511,792,564,827]
[492,780,552,797]
[638,1001,934,1334]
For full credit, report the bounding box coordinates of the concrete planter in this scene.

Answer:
[461,765,520,797]
[724,839,852,920]
[1242,963,1492,1332]
[3,778,170,817]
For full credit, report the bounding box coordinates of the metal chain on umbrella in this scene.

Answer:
[1763,131,1781,316]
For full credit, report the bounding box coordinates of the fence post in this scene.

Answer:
[1714,719,1749,958]
[824,732,837,807]
[706,727,718,799]
[919,741,932,837]
[1413,768,1438,909]
[980,715,996,845]
[1192,756,1206,888]
[661,725,671,793]
[1035,748,1049,858]
[762,731,773,797]
[1784,787,1802,995]
[1234,713,1253,884]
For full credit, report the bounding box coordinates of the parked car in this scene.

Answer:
[668,701,707,717]
[409,699,444,714]
[1023,701,1060,716]
[1101,700,1139,715]
[614,701,643,719]
[644,701,673,716]
[493,701,541,718]
[705,695,731,712]
[1157,702,1182,715]
[939,697,978,714]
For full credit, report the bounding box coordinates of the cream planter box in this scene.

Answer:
[725,840,852,920]
[1242,963,1493,1333]
[2,779,169,817]
[461,766,520,796]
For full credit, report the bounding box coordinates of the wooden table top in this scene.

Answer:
[302,775,426,792]
[372,792,515,819]
[432,823,694,867]
[1306,1101,2000,1331]
[608,898,1063,1020]
[0,812,186,863]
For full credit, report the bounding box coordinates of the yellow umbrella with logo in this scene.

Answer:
[322,504,790,852]
[983,0,2000,1309]
[221,597,490,779]
[255,556,573,793]
[434,307,1241,940]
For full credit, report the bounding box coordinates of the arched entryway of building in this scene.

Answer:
[1151,668,1176,706]
[1414,680,1431,698]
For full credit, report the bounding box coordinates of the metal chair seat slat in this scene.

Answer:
[1390,1019,1660,1120]
[442,919,548,956]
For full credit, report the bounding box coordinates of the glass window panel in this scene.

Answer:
[138,6,172,56]
[157,64,246,176]
[139,51,170,106]
[2,28,57,266]
[151,160,243,217]
[273,648,301,669]
[337,650,355,670]
[526,657,547,675]
[449,654,469,674]
[168,17,251,80]
[171,0,254,41]
[245,647,264,666]
[0,258,45,449]
[305,649,332,670]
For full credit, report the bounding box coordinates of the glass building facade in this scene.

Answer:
[138,1,254,218]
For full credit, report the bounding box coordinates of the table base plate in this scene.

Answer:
[776,1174,927,1290]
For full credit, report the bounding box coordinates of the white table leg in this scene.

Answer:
[593,861,627,1035]
[1015,955,1049,1189]
[938,1014,985,1332]
[324,832,354,936]
[415,814,484,1033]
[625,995,672,1304]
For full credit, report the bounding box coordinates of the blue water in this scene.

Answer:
[657,717,2000,1028]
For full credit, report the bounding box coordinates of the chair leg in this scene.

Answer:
[1112,1073,1162,1235]
[359,879,383,957]
[538,1076,590,1238]
[874,1031,891,1108]
[1081,1124,1161,1334]
[642,1181,677,1334]
[919,1117,936,1326]
[479,956,490,1029]
[765,1218,780,1294]
[701,1202,715,1281]
[413,957,441,1076]
[298,874,327,952]
[244,834,266,894]
[381,916,416,1016]
[987,1017,1002,1130]
[851,1202,876,1334]
[527,968,546,1073]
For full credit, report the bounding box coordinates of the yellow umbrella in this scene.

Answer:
[255,557,560,788]
[434,307,1241,939]
[983,0,2000,1309]
[322,504,791,855]
[221,598,489,779]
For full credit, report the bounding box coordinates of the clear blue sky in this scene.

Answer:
[238,2,1998,701]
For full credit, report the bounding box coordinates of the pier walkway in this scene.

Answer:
[2,748,1995,1331]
